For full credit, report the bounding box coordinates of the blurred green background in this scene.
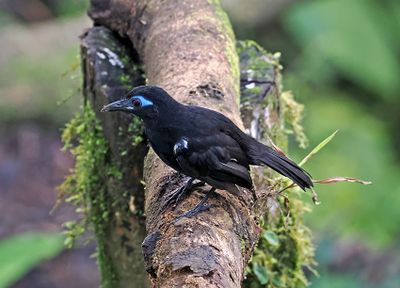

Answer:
[0,0,399,287]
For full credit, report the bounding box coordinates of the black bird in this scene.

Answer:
[102,85,313,217]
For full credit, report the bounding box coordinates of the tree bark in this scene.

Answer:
[80,27,150,287]
[82,1,282,287]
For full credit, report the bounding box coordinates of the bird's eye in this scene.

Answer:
[132,98,142,108]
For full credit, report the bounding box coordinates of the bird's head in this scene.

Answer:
[101,85,176,121]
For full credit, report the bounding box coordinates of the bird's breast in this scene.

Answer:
[146,128,183,171]
[146,129,173,152]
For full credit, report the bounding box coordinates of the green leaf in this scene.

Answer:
[299,130,338,167]
[0,232,64,287]
[262,231,280,247]
[252,263,269,285]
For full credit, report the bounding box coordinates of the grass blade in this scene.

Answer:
[299,130,339,167]
[314,177,372,185]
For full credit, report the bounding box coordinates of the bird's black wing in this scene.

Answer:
[183,105,313,190]
[173,135,253,193]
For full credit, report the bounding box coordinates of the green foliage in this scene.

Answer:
[285,0,400,99]
[0,232,64,288]
[59,105,119,287]
[245,193,316,288]
[291,93,400,247]
[273,0,400,284]
[252,263,269,285]
[0,48,81,126]
[262,231,280,247]
[280,0,400,250]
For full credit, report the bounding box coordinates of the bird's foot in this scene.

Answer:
[173,204,212,222]
[250,187,257,202]
[164,178,205,206]
[173,187,215,223]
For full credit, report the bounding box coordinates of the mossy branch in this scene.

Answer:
[59,1,318,288]
[238,41,316,287]
[60,27,150,287]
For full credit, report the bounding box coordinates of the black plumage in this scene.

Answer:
[102,85,313,207]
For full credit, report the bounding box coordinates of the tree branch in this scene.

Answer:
[80,26,150,287]
[82,1,283,287]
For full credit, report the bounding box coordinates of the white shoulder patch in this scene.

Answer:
[173,137,189,156]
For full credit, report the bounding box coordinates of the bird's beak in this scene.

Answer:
[101,98,132,113]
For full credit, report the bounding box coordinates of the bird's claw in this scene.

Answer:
[172,187,215,223]
[172,204,213,223]
[164,179,205,206]
[164,185,187,206]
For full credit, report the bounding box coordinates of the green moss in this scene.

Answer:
[119,117,144,157]
[128,117,144,146]
[243,180,317,288]
[245,191,316,288]
[119,74,131,86]
[209,0,240,100]
[239,40,316,287]
[281,91,309,149]
[59,105,119,287]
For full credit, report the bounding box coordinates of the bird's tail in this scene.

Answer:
[247,140,313,190]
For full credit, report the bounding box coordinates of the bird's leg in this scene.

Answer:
[164,177,204,206]
[173,187,216,222]
[250,187,257,202]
